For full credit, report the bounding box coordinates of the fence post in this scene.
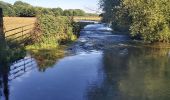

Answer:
[0,8,5,48]
[0,8,7,61]
[22,27,24,40]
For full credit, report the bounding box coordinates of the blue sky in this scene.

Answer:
[3,0,100,13]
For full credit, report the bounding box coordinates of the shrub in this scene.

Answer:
[27,15,76,50]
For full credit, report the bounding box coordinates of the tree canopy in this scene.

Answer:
[100,0,170,42]
[0,1,92,17]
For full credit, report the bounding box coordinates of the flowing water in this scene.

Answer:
[1,23,170,100]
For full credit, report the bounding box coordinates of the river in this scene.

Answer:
[1,23,170,100]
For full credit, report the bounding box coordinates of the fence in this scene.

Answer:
[4,23,35,47]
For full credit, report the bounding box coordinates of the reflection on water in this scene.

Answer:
[87,46,170,100]
[9,57,37,81]
[0,47,66,100]
[28,47,66,72]
[0,56,37,100]
[1,45,170,100]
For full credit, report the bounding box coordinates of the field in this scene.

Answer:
[3,16,100,40]
[3,16,100,31]
[3,17,36,31]
[3,17,36,40]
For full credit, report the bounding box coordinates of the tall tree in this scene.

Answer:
[123,0,170,42]
[100,0,170,42]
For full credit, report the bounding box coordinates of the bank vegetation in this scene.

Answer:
[100,0,170,43]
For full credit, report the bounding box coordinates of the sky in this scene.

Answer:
[3,0,100,13]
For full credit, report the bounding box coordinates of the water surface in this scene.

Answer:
[1,24,170,100]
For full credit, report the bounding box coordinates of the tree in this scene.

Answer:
[14,1,31,6]
[63,10,73,16]
[99,0,130,32]
[123,0,170,42]
[0,1,89,18]
[73,9,85,16]
[14,1,36,17]
[40,8,54,15]
[14,5,36,17]
[0,1,15,16]
[51,8,63,16]
[100,0,170,42]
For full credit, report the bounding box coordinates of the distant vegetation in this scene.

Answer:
[0,1,98,17]
[100,0,170,43]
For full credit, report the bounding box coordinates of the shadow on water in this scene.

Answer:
[0,47,27,100]
[87,45,170,100]
[0,46,66,100]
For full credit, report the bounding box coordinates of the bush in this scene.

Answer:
[27,15,76,49]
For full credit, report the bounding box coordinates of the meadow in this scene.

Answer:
[3,17,36,31]
[3,17,36,41]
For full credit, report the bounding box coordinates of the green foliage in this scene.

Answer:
[13,0,36,17]
[27,15,76,50]
[100,0,170,42]
[0,1,90,17]
[40,8,54,15]
[123,0,170,42]
[51,8,63,16]
[14,1,31,6]
[73,9,86,16]
[14,5,36,17]
[63,9,86,16]
[0,1,15,16]
[99,0,130,32]
[63,10,73,16]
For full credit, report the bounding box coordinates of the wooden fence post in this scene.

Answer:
[0,8,7,61]
[0,8,5,44]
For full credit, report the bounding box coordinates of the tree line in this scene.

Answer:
[0,1,94,17]
[100,0,170,42]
